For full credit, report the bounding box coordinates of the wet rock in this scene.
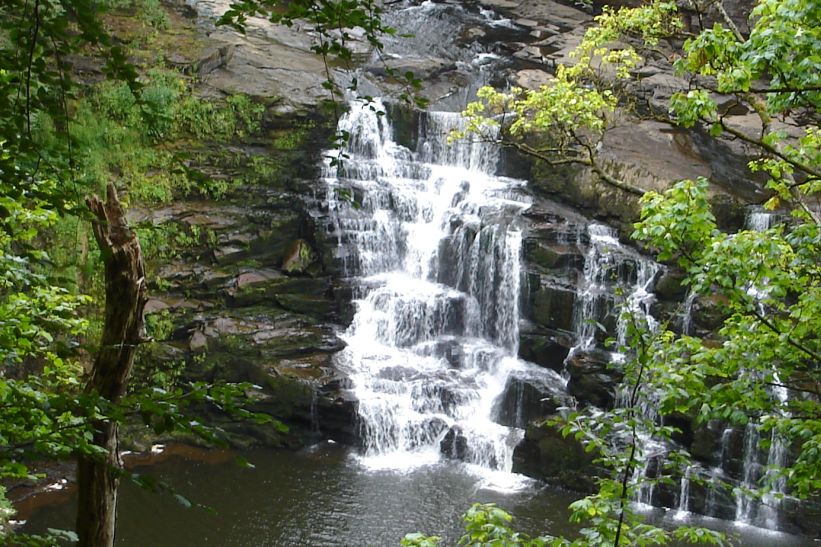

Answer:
[317,389,359,445]
[701,478,738,521]
[319,375,353,393]
[692,294,731,332]
[654,269,687,301]
[440,426,468,461]
[523,239,584,273]
[565,350,620,409]
[780,495,821,537]
[518,332,571,371]
[378,366,419,381]
[649,300,680,331]
[385,102,420,151]
[663,412,694,447]
[493,368,570,428]
[416,338,467,369]
[527,280,576,332]
[690,420,726,467]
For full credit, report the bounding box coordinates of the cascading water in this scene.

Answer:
[560,223,671,511]
[733,209,790,528]
[324,99,532,478]
[668,208,794,529]
[674,465,695,519]
[568,224,659,359]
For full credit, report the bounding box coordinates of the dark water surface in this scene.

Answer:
[23,444,813,546]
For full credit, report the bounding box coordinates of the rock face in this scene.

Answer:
[131,111,358,448]
[565,350,621,409]
[440,426,469,461]
[180,0,333,110]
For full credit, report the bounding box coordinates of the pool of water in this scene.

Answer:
[22,444,814,546]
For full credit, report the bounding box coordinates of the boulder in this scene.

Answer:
[565,349,620,408]
[523,239,584,273]
[440,426,469,461]
[317,389,359,445]
[653,269,687,301]
[518,332,571,371]
[527,279,576,332]
[493,367,570,428]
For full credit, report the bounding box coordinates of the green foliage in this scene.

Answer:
[0,0,273,541]
[633,180,820,499]
[404,504,548,547]
[176,92,264,140]
[135,0,170,30]
[673,0,820,112]
[401,533,442,547]
[454,0,681,177]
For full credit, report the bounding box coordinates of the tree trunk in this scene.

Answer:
[76,183,147,547]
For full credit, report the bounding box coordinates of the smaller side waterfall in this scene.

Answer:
[567,224,660,358]
[661,208,796,531]
[735,423,762,522]
[674,465,695,519]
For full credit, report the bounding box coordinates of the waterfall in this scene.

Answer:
[674,465,694,519]
[570,225,619,354]
[680,291,696,335]
[568,224,659,359]
[562,223,672,512]
[735,423,762,522]
[745,210,773,232]
[325,99,531,476]
[731,209,791,527]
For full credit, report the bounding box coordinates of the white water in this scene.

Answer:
[321,104,794,532]
[568,224,659,360]
[733,210,790,528]
[325,99,532,483]
[674,465,695,519]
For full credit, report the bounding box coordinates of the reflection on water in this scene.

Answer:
[23,445,813,546]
